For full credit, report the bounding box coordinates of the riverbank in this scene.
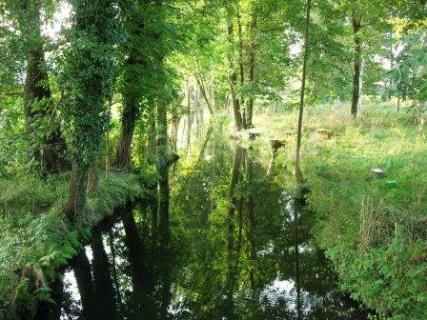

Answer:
[253,102,427,320]
[0,171,144,318]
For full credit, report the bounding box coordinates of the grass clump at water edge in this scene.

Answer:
[0,171,144,319]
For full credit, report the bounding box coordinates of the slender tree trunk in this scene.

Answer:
[148,106,157,162]
[186,82,193,147]
[351,14,363,117]
[295,0,312,183]
[171,116,180,152]
[237,7,246,128]
[156,101,170,243]
[246,11,257,128]
[196,75,214,115]
[225,7,243,131]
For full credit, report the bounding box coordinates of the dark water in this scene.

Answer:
[52,132,371,320]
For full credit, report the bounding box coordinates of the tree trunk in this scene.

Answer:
[148,106,157,162]
[351,14,363,117]
[225,7,243,131]
[66,162,89,219]
[246,11,257,128]
[22,0,69,175]
[295,0,312,183]
[196,75,214,115]
[186,82,193,147]
[156,102,170,243]
[237,7,246,128]
[86,163,99,195]
[116,58,140,169]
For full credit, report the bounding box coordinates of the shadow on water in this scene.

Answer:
[50,126,373,320]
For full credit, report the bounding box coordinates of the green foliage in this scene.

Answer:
[298,104,427,320]
[0,171,144,318]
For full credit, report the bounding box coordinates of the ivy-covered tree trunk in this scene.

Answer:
[64,0,117,219]
[116,58,140,169]
[351,14,363,117]
[22,0,69,175]
[115,0,150,169]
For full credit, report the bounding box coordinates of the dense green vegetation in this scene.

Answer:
[0,0,426,319]
[261,103,427,319]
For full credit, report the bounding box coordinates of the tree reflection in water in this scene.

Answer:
[54,128,372,320]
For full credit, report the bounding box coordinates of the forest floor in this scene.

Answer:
[247,101,427,319]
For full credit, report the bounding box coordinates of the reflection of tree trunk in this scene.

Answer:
[351,13,362,117]
[108,230,122,312]
[34,277,63,320]
[91,234,118,320]
[72,251,96,320]
[196,124,213,163]
[293,200,302,320]
[121,204,156,319]
[247,151,257,297]
[158,260,172,320]
[122,204,145,294]
[224,145,245,317]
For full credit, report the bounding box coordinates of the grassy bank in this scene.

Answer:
[0,171,144,318]
[254,102,427,320]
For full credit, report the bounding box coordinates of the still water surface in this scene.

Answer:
[53,132,371,320]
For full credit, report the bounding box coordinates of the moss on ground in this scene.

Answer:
[0,171,144,318]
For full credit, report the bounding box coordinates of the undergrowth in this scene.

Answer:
[0,171,144,319]
[255,101,427,320]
